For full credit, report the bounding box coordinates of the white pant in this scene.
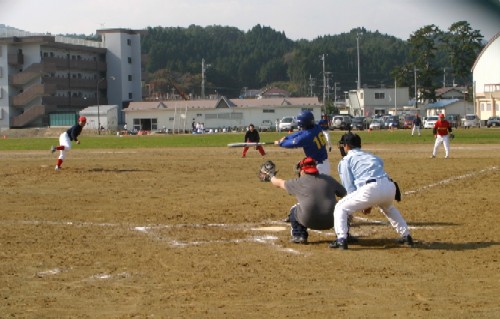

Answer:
[411,125,421,136]
[58,132,72,160]
[334,178,410,239]
[432,135,450,157]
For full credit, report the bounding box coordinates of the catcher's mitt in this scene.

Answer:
[258,160,277,182]
[449,133,455,140]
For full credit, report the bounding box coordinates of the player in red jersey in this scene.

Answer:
[431,113,452,159]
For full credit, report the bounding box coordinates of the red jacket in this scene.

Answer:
[433,119,452,136]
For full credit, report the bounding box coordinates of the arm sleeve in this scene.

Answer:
[338,158,356,193]
[432,127,437,135]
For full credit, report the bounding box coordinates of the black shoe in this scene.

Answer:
[398,235,414,247]
[347,233,358,243]
[329,238,348,250]
[290,236,307,244]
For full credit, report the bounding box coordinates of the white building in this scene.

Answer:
[124,97,322,132]
[472,32,500,122]
[348,87,411,117]
[79,105,119,131]
[0,28,143,130]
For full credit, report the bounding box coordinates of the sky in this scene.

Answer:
[1,0,499,41]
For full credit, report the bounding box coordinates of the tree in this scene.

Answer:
[407,25,442,102]
[443,21,484,85]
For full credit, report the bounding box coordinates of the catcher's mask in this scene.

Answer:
[338,132,362,157]
[295,157,319,176]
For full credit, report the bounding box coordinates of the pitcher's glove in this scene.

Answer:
[449,133,455,140]
[258,160,277,182]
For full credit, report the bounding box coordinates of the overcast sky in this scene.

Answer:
[1,0,499,41]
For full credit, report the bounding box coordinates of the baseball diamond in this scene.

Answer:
[0,143,499,318]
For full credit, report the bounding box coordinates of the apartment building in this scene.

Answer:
[0,28,143,130]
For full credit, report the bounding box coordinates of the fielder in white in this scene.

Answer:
[329,132,414,250]
[51,116,86,170]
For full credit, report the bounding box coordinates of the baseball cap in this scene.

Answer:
[296,157,319,175]
[78,116,87,123]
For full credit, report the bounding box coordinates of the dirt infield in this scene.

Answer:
[1,143,499,318]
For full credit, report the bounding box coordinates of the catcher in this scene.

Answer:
[259,158,346,244]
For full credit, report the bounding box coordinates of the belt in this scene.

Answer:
[366,177,389,185]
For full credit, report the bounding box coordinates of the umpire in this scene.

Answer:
[330,132,414,250]
[268,157,346,244]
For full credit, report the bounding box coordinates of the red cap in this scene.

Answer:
[297,157,319,175]
[438,114,445,118]
[78,116,87,123]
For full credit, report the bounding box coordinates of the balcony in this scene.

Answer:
[41,56,106,71]
[43,77,102,90]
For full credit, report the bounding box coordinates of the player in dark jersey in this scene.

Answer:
[275,110,330,175]
[51,116,86,170]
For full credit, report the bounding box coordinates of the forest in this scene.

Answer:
[70,21,482,101]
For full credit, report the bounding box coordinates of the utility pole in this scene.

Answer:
[201,58,211,99]
[334,82,340,102]
[414,66,418,109]
[356,33,362,91]
[320,54,328,116]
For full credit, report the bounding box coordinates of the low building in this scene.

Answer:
[348,87,410,117]
[123,97,322,132]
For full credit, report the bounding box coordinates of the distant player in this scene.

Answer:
[431,113,452,159]
[51,116,86,171]
[242,124,266,157]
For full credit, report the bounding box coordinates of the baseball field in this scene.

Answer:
[1,128,499,318]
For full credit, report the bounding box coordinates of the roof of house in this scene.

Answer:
[425,99,460,109]
[472,31,500,72]
[125,97,321,112]
[435,86,466,96]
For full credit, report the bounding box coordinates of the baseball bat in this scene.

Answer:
[227,142,275,148]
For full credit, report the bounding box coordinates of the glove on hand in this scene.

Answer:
[449,133,455,140]
[259,160,277,182]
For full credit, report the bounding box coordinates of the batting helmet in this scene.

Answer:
[297,110,315,128]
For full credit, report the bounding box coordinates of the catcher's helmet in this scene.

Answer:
[297,110,315,128]
[295,157,319,175]
[339,132,361,149]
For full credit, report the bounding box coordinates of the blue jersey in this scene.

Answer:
[279,125,328,163]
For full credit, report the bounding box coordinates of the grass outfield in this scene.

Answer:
[0,127,499,150]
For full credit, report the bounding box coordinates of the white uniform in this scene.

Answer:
[334,148,411,240]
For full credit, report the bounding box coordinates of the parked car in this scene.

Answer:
[351,116,368,130]
[331,115,352,130]
[462,114,481,129]
[369,118,384,130]
[402,115,416,129]
[486,116,500,128]
[384,115,401,129]
[259,120,273,132]
[423,116,439,129]
[278,117,297,131]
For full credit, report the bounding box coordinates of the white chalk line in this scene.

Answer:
[403,165,497,196]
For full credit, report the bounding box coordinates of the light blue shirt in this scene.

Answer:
[337,148,389,193]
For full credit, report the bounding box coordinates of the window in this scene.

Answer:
[0,66,2,78]
[263,109,275,113]
[128,57,132,63]
[375,92,385,99]
[0,88,3,98]
[127,39,131,45]
[128,75,132,81]
[129,93,133,99]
